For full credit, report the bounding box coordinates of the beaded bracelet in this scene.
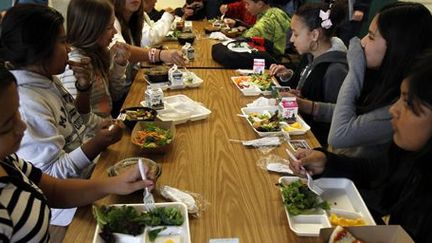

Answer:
[148,48,157,63]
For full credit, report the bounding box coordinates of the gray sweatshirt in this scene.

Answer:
[328,37,393,158]
[12,70,104,179]
[297,37,348,123]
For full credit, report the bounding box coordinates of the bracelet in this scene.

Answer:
[75,81,93,92]
[157,49,162,62]
[148,48,157,63]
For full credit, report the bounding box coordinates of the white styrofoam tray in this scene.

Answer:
[141,94,211,125]
[279,176,376,237]
[231,76,279,96]
[92,202,191,243]
[145,71,203,91]
[240,106,310,137]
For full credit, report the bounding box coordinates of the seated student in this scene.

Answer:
[268,0,347,146]
[62,0,131,118]
[141,0,175,47]
[0,3,124,225]
[288,50,432,243]
[0,65,154,242]
[174,0,206,20]
[219,0,257,28]
[328,2,432,158]
[241,0,291,57]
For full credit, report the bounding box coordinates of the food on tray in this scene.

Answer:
[279,179,329,215]
[148,227,167,241]
[146,66,169,83]
[283,121,303,132]
[329,213,366,227]
[183,72,194,84]
[133,123,173,148]
[125,109,155,120]
[250,73,273,91]
[160,185,199,214]
[233,74,274,91]
[328,226,364,243]
[93,205,184,243]
[247,110,280,132]
[154,235,181,243]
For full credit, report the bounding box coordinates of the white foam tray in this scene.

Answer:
[279,176,376,237]
[141,94,211,125]
[240,106,310,137]
[231,76,279,96]
[92,202,191,243]
[145,71,203,91]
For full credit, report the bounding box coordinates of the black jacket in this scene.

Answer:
[319,142,432,242]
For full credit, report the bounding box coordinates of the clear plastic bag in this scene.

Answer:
[159,185,210,218]
[256,154,293,174]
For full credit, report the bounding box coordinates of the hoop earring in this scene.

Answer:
[309,40,319,51]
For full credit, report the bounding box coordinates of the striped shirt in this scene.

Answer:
[0,154,50,242]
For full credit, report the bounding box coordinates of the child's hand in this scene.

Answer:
[111,42,130,66]
[160,49,186,66]
[68,57,93,90]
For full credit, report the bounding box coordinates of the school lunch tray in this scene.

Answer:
[240,106,311,137]
[92,202,191,243]
[279,176,376,237]
[231,76,280,96]
[144,71,203,91]
[141,94,211,125]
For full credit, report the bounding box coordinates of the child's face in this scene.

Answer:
[125,0,142,14]
[243,0,263,16]
[97,12,117,48]
[361,15,387,70]
[143,0,156,13]
[0,83,27,159]
[390,79,432,151]
[46,26,70,75]
[289,15,316,55]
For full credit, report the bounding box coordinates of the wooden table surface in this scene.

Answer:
[62,68,322,243]
[141,21,225,69]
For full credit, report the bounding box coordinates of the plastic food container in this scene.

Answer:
[92,202,191,243]
[107,157,162,180]
[131,121,175,154]
[279,176,376,237]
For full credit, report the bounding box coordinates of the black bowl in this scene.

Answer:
[145,66,169,83]
[177,33,196,45]
[120,107,157,129]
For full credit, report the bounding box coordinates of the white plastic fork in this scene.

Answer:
[285,149,324,195]
[138,159,156,211]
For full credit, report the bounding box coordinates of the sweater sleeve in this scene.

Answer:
[109,59,128,102]
[318,148,389,189]
[17,98,93,179]
[328,38,393,148]
[314,62,348,123]
[243,14,274,40]
[141,12,174,47]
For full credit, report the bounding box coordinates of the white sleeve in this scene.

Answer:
[109,57,128,101]
[141,12,174,47]
[110,18,127,48]
[17,97,93,179]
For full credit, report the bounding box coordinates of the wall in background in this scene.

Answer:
[156,0,185,10]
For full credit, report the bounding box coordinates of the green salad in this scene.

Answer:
[279,180,329,216]
[93,205,184,243]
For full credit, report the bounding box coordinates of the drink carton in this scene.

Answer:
[279,97,298,122]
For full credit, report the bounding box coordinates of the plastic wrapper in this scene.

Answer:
[159,185,209,217]
[107,157,162,180]
[256,154,293,174]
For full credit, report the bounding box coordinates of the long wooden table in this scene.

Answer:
[63,68,321,243]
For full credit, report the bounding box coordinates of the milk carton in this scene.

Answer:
[279,97,298,122]
[168,65,183,87]
[144,84,164,110]
[182,43,195,60]
[253,58,265,74]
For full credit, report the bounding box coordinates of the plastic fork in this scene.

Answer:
[138,159,156,211]
[285,149,324,195]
